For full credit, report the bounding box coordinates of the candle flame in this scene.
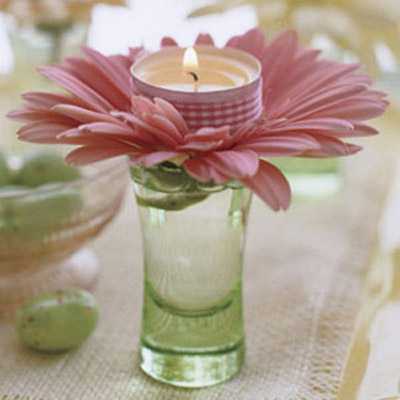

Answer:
[183,47,199,70]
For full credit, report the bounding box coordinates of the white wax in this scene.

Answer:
[131,45,260,93]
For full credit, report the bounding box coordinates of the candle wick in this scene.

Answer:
[187,71,199,82]
[186,71,199,92]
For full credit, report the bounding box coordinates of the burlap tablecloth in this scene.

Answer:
[0,147,393,400]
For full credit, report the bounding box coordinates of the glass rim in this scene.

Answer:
[0,155,128,200]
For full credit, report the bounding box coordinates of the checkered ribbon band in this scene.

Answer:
[132,78,263,131]
[173,84,263,130]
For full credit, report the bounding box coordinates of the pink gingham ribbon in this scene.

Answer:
[173,82,263,130]
[132,78,263,131]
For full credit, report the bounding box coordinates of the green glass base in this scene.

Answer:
[139,281,245,388]
[140,341,245,388]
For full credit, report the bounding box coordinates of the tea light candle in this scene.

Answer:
[134,46,256,93]
[131,45,263,130]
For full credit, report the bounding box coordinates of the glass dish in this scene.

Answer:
[0,157,129,316]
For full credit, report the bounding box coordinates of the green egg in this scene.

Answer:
[0,153,12,186]
[14,184,82,226]
[0,186,29,236]
[15,152,81,187]
[16,289,99,353]
[0,184,82,238]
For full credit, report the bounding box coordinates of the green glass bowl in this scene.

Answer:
[0,157,129,316]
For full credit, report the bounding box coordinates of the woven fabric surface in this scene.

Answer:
[0,148,393,400]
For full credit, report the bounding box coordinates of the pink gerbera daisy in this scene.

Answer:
[8,29,388,211]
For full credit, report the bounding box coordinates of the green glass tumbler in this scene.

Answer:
[133,175,251,388]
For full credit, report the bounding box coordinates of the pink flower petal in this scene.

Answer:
[7,109,73,124]
[52,104,125,125]
[268,118,354,134]
[351,123,379,136]
[178,140,222,152]
[154,97,189,135]
[205,150,259,178]
[161,37,178,47]
[39,66,113,112]
[21,91,84,109]
[226,28,266,60]
[236,134,320,156]
[131,95,158,114]
[183,158,212,182]
[184,157,231,184]
[123,113,179,148]
[111,111,161,146]
[63,57,130,110]
[185,126,231,142]
[271,63,361,114]
[77,122,134,136]
[54,129,125,146]
[306,100,386,121]
[145,114,184,143]
[275,84,368,119]
[303,136,362,157]
[134,151,181,167]
[109,54,132,70]
[195,33,214,46]
[66,145,132,165]
[82,46,133,98]
[207,165,230,184]
[129,47,147,61]
[241,160,291,211]
[17,122,74,143]
[261,31,298,91]
[230,121,258,144]
[261,30,298,65]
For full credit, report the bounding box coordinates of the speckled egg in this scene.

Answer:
[15,152,81,187]
[16,289,99,353]
[0,153,11,186]
[0,186,29,234]
[0,185,82,238]
[14,185,82,229]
